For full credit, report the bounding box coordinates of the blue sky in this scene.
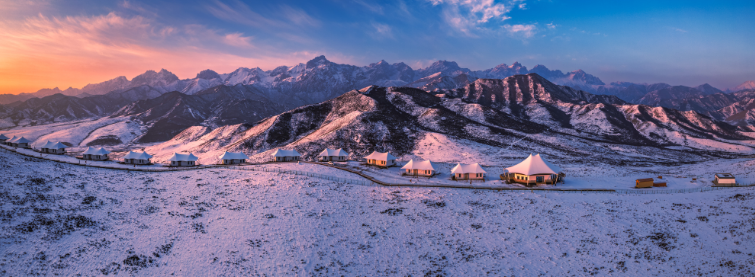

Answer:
[1,0,754,93]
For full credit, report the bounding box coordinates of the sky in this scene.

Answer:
[0,0,754,94]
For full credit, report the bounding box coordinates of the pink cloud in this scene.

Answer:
[223,33,253,47]
[428,0,521,37]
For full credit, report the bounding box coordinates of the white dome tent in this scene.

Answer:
[317,148,349,162]
[219,152,249,165]
[401,159,436,177]
[451,163,487,180]
[81,147,111,161]
[363,151,397,167]
[41,141,68,155]
[9,137,31,148]
[168,153,199,167]
[505,154,563,185]
[271,149,301,162]
[123,151,153,165]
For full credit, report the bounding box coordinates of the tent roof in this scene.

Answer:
[451,163,487,174]
[40,141,53,149]
[13,137,31,143]
[318,148,349,157]
[48,142,68,149]
[220,151,249,160]
[363,151,396,161]
[0,134,10,140]
[123,151,152,160]
[271,149,301,157]
[505,154,562,175]
[83,147,110,155]
[169,153,198,161]
[8,136,17,141]
[401,159,435,170]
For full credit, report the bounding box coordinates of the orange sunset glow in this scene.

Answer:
[0,11,344,95]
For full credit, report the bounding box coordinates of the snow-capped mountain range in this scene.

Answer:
[0,56,607,105]
[140,74,754,165]
[2,55,755,166]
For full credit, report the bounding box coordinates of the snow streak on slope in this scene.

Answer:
[30,117,129,148]
[0,152,754,275]
[80,119,144,147]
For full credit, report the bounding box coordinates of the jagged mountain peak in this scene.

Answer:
[270,66,289,76]
[366,60,392,69]
[564,69,605,86]
[306,55,331,68]
[694,83,723,95]
[425,60,461,70]
[733,81,755,91]
[196,69,221,80]
[132,69,179,86]
[447,73,624,109]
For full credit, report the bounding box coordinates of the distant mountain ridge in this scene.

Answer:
[731,81,755,92]
[3,55,755,129]
[0,84,284,131]
[0,56,608,106]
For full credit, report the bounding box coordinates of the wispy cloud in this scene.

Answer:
[207,0,320,29]
[354,0,384,14]
[670,27,688,33]
[504,24,536,38]
[372,23,394,39]
[427,0,530,37]
[546,22,556,30]
[222,33,253,47]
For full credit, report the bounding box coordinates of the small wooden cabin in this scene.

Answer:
[635,178,654,188]
[714,173,736,186]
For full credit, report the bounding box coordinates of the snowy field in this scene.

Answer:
[1,150,754,276]
[267,159,755,190]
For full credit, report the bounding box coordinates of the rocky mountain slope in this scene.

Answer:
[112,85,284,143]
[0,86,164,127]
[145,74,754,165]
[0,83,285,132]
